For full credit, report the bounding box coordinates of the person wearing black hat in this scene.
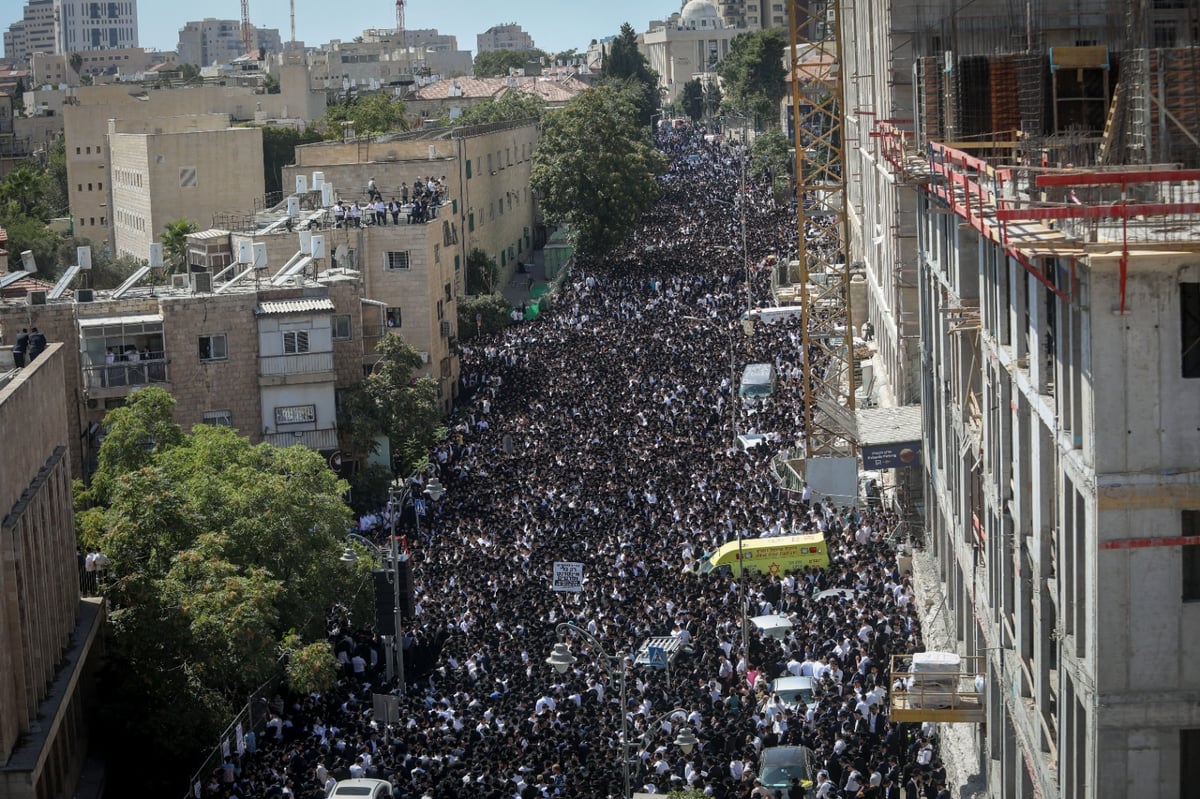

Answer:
[27,327,46,362]
[11,327,28,367]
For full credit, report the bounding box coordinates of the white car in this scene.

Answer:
[761,675,819,714]
[758,745,815,798]
[331,779,393,799]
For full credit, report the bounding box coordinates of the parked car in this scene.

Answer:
[331,779,393,799]
[758,745,815,798]
[760,675,819,714]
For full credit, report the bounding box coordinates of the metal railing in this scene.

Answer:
[184,671,283,799]
[82,358,169,390]
[258,351,334,377]
[264,429,338,450]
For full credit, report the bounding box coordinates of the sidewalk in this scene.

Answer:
[502,248,548,309]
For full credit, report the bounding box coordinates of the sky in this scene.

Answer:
[132,0,661,57]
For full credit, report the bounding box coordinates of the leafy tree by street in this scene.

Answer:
[457,293,512,342]
[455,92,545,127]
[0,214,61,276]
[751,127,795,199]
[335,334,444,479]
[717,28,788,128]
[473,49,546,78]
[161,218,198,273]
[531,85,666,254]
[465,247,500,294]
[601,23,661,125]
[1,163,50,217]
[318,92,409,139]
[681,78,704,122]
[73,388,363,793]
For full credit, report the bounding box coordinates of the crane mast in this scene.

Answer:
[241,0,253,55]
[788,0,856,457]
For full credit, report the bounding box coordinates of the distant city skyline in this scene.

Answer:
[130,0,659,56]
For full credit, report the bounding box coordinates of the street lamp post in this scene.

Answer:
[545,624,631,798]
[341,463,444,697]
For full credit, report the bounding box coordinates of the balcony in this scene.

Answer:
[257,351,335,386]
[83,358,169,397]
[264,428,338,450]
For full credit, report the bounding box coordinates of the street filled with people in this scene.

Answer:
[207,124,949,799]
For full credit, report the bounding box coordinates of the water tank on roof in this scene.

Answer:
[295,174,308,193]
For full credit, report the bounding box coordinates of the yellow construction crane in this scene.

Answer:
[788,0,857,457]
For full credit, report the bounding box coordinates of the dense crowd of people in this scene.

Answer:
[204,124,948,799]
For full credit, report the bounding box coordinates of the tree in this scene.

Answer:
[68,52,83,80]
[464,247,500,294]
[455,92,545,127]
[457,293,512,342]
[161,218,198,273]
[179,63,201,81]
[318,92,409,139]
[1,164,49,217]
[74,389,362,794]
[751,127,794,199]
[473,49,546,78]
[681,78,704,122]
[601,23,660,125]
[717,28,788,128]
[260,125,323,196]
[531,85,666,254]
[335,334,444,478]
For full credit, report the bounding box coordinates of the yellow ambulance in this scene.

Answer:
[692,533,830,577]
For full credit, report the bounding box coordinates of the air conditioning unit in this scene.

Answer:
[27,290,47,305]
[171,273,189,289]
[75,288,95,303]
[191,272,212,293]
[440,320,453,337]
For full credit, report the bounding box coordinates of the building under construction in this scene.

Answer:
[838,0,1200,796]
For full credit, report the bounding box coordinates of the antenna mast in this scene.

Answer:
[396,0,406,48]
[290,0,296,49]
[241,0,253,55]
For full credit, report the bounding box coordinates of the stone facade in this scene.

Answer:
[0,343,103,799]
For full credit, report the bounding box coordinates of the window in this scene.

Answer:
[202,410,232,426]
[386,307,402,328]
[282,330,310,354]
[198,334,227,361]
[385,250,411,271]
[1184,730,1200,790]
[275,404,316,425]
[434,243,440,263]
[465,159,472,179]
[1183,282,1200,378]
[444,282,452,302]
[1185,511,1200,601]
[332,314,352,340]
[437,299,444,320]
[487,153,493,173]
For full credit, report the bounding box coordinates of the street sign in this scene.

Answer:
[552,561,583,592]
[414,498,426,516]
[647,645,667,669]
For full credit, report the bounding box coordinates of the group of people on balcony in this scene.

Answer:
[330,176,446,229]
[94,344,166,387]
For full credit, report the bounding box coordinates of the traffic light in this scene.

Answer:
[396,558,416,621]
[372,569,396,636]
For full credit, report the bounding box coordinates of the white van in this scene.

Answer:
[741,306,803,325]
[739,363,776,398]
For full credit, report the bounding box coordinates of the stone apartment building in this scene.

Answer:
[476,23,535,54]
[107,114,264,259]
[0,271,376,480]
[63,80,325,251]
[0,343,104,799]
[177,18,283,68]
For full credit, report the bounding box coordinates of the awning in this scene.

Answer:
[77,314,163,328]
[255,298,335,316]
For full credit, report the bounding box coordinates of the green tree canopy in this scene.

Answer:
[335,333,444,478]
[318,92,409,139]
[260,125,323,195]
[750,126,794,199]
[681,78,704,122]
[74,388,364,791]
[601,23,661,125]
[455,91,545,127]
[457,293,512,342]
[464,247,500,294]
[473,49,546,78]
[531,85,666,254]
[717,28,788,128]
